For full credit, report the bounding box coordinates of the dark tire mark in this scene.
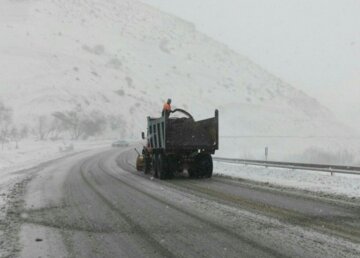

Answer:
[99,158,289,258]
[79,159,177,258]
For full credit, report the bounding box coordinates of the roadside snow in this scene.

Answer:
[0,140,112,173]
[0,140,112,222]
[214,161,360,198]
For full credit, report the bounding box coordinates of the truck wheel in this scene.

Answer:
[152,154,158,178]
[201,154,213,178]
[157,154,167,180]
[192,154,213,178]
[188,168,197,178]
[144,155,151,174]
[199,154,213,178]
[166,156,176,179]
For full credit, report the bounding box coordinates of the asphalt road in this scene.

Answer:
[2,147,360,257]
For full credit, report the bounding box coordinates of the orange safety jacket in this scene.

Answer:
[163,103,171,111]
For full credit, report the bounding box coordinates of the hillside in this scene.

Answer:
[0,0,356,162]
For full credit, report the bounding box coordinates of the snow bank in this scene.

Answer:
[214,161,360,198]
[0,140,111,173]
[0,140,111,221]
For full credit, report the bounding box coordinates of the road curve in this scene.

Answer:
[3,147,360,257]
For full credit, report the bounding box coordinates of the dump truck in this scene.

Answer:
[136,109,219,179]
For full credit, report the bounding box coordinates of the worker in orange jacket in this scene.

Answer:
[162,98,172,117]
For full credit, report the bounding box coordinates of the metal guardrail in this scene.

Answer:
[213,157,360,176]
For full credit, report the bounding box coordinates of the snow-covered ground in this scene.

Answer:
[214,161,360,198]
[0,139,111,173]
[0,0,359,206]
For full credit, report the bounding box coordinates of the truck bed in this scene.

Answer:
[147,110,218,153]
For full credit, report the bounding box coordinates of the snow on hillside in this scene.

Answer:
[0,0,357,163]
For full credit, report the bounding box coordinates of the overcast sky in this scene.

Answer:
[140,0,360,128]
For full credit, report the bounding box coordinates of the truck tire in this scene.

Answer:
[188,168,197,178]
[191,154,213,178]
[144,155,151,174]
[157,154,168,180]
[152,154,158,178]
[165,155,176,179]
[201,154,213,178]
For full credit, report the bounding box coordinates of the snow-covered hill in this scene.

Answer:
[0,0,357,162]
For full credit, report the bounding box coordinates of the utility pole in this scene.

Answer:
[265,146,268,161]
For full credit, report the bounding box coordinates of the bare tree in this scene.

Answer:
[48,118,66,140]
[53,111,82,140]
[81,111,107,138]
[10,127,19,149]
[0,101,13,150]
[53,109,107,140]
[37,116,49,140]
[20,125,29,139]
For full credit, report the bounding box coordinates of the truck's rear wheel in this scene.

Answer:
[190,154,213,178]
[201,154,213,178]
[165,155,176,179]
[152,154,158,178]
[188,168,197,178]
[144,155,151,174]
[157,154,169,180]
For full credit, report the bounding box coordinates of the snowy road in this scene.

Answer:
[1,147,360,257]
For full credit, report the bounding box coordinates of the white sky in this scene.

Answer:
[140,0,360,128]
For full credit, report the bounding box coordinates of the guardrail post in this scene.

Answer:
[265,146,268,161]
